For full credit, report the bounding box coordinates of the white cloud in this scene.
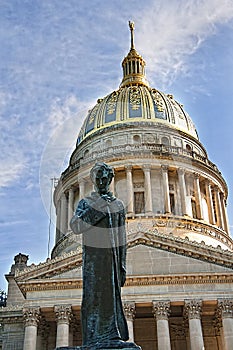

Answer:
[135,0,233,87]
[0,158,26,188]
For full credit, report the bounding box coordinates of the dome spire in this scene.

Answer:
[129,21,135,49]
[120,21,149,88]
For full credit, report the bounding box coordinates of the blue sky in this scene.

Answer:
[1,0,233,290]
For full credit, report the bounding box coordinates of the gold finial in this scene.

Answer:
[129,21,135,49]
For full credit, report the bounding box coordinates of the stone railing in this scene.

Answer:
[61,143,220,180]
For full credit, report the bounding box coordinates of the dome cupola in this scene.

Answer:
[120,21,149,88]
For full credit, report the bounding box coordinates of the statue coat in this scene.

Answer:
[70,192,129,347]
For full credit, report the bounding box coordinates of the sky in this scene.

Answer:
[1,0,233,291]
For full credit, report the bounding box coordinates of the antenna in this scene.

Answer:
[47,177,58,258]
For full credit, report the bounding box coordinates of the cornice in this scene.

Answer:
[16,272,233,295]
[15,249,82,282]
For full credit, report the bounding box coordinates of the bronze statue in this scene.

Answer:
[70,163,141,349]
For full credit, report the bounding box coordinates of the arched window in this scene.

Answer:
[161,136,169,145]
[105,139,112,148]
[186,144,192,152]
[84,149,89,158]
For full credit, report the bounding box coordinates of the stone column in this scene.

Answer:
[143,165,153,215]
[55,199,61,243]
[123,302,136,342]
[79,180,85,200]
[23,307,41,350]
[68,187,74,230]
[178,168,188,216]
[218,299,233,350]
[220,193,230,233]
[193,174,203,219]
[55,305,72,348]
[153,301,171,350]
[161,166,171,214]
[184,300,204,350]
[60,193,68,235]
[110,172,115,195]
[214,187,224,229]
[126,166,134,214]
[205,180,215,225]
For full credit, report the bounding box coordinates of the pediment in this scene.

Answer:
[127,244,233,276]
[15,230,233,296]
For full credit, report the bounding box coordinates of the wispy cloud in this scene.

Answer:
[39,95,92,220]
[135,0,233,87]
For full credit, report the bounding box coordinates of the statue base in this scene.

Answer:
[56,344,142,350]
[56,348,141,350]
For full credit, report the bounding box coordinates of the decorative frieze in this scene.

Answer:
[152,301,171,320]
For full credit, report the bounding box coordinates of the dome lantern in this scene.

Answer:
[120,21,149,88]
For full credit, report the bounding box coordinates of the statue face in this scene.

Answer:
[94,168,109,194]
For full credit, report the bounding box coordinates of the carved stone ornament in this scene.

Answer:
[123,302,136,321]
[129,87,141,111]
[218,299,233,319]
[151,89,165,112]
[152,301,171,320]
[184,300,202,320]
[55,305,73,324]
[23,306,41,327]
[107,91,119,115]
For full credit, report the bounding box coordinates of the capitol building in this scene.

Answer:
[1,22,233,350]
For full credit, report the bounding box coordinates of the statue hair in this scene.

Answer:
[90,162,114,184]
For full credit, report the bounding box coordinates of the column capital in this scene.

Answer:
[218,299,233,319]
[125,165,133,172]
[184,300,202,320]
[193,172,200,179]
[177,167,185,175]
[161,165,169,172]
[123,302,136,321]
[23,306,41,327]
[152,301,171,321]
[54,305,73,325]
[143,164,151,172]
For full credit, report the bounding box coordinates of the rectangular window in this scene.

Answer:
[191,199,197,219]
[134,192,145,214]
[169,193,175,214]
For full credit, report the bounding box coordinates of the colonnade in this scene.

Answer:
[55,165,229,242]
[22,299,233,350]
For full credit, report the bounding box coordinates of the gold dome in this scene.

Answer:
[77,22,198,144]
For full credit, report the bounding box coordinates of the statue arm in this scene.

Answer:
[70,198,107,234]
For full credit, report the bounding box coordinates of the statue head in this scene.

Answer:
[90,162,114,194]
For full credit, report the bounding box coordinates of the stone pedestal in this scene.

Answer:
[56,347,141,350]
